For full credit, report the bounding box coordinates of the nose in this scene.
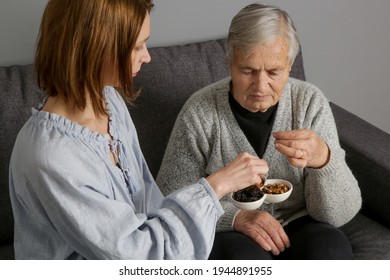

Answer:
[142,47,151,64]
[254,71,269,93]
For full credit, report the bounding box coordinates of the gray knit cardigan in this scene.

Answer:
[156,77,362,232]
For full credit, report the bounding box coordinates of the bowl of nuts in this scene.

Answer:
[261,179,293,203]
[229,183,266,210]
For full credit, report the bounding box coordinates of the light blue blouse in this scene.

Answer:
[9,87,223,260]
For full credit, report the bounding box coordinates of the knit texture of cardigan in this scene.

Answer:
[156,77,362,232]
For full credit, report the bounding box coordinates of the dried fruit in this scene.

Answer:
[262,183,289,194]
[233,185,264,202]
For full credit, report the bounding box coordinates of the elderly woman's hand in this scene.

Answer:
[206,152,268,199]
[273,129,330,169]
[234,210,290,256]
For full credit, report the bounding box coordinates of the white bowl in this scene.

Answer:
[262,179,293,203]
[229,189,266,210]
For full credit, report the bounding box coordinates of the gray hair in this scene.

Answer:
[227,3,299,65]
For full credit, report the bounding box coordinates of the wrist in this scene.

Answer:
[313,143,331,169]
[206,173,225,199]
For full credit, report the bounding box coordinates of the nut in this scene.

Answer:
[262,183,289,194]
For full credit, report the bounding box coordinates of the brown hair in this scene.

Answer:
[35,0,154,116]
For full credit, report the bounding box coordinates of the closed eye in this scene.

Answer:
[135,44,145,52]
[268,69,282,77]
[241,68,255,75]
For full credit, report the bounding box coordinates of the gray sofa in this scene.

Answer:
[1,38,389,260]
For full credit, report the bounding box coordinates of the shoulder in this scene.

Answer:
[287,78,327,101]
[286,78,330,111]
[104,86,129,117]
[288,78,323,95]
[104,86,137,133]
[281,78,337,134]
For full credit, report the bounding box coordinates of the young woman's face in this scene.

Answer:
[131,13,151,77]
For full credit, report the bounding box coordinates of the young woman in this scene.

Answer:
[8,0,268,260]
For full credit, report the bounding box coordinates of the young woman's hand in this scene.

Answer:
[206,152,269,199]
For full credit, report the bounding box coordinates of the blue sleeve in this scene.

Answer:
[12,141,223,259]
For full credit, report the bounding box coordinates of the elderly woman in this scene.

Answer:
[157,3,362,259]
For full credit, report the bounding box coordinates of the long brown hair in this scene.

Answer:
[35,0,154,116]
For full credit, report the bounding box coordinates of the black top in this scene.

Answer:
[229,92,278,158]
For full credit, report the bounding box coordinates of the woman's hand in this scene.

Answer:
[234,210,290,255]
[273,129,330,168]
[206,152,268,199]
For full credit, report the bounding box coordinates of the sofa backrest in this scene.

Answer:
[0,38,305,259]
[330,102,390,228]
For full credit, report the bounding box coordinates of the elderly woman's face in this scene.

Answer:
[230,38,291,112]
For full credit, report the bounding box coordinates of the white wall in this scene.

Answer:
[0,0,47,65]
[1,0,389,134]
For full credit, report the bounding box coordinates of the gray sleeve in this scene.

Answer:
[156,108,209,196]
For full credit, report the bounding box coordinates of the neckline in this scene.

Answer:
[34,86,118,142]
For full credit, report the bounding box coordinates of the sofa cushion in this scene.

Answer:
[0,65,44,248]
[131,38,306,177]
[340,213,390,259]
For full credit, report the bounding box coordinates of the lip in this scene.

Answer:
[132,72,137,77]
[250,94,269,100]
